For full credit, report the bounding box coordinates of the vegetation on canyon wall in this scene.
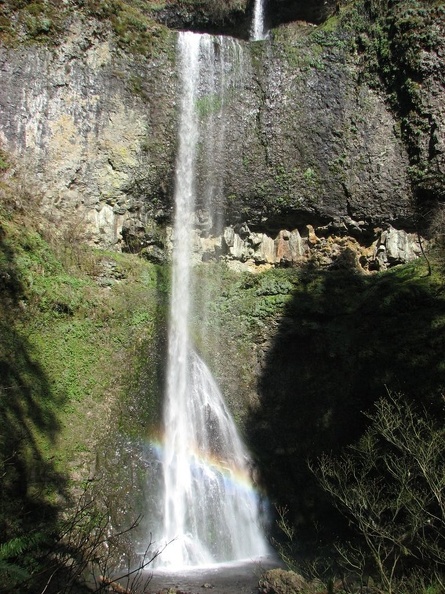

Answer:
[338,0,445,216]
[0,161,169,592]
[1,0,445,592]
[0,0,249,49]
[191,231,445,592]
[0,0,173,56]
[2,166,445,591]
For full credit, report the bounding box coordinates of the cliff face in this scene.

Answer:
[0,15,177,248]
[0,1,443,271]
[1,4,445,580]
[382,2,445,205]
[208,30,412,228]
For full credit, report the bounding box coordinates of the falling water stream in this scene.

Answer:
[158,32,269,569]
[251,0,268,41]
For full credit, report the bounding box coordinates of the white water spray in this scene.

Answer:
[159,32,268,568]
[251,0,268,41]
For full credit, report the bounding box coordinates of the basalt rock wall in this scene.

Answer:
[0,15,178,248]
[0,5,440,270]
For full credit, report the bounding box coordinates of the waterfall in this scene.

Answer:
[251,0,268,41]
[158,31,268,568]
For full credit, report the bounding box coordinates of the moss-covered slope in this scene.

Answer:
[0,168,168,552]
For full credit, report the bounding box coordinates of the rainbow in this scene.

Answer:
[147,432,266,503]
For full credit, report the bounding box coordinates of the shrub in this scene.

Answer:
[311,392,445,593]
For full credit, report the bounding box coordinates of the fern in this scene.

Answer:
[0,558,29,583]
[0,532,46,590]
[0,532,45,559]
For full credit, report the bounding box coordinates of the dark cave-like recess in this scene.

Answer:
[151,0,337,39]
[266,0,338,29]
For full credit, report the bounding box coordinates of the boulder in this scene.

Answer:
[375,226,423,269]
[258,568,307,594]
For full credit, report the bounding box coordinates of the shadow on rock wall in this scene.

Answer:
[0,225,66,539]
[247,256,445,549]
